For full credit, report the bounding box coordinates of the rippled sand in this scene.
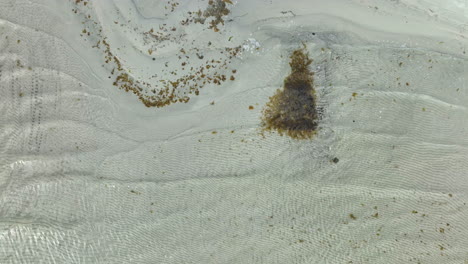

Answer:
[0,0,467,263]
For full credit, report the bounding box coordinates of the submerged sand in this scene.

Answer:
[0,0,467,263]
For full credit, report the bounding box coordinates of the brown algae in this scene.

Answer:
[261,46,319,139]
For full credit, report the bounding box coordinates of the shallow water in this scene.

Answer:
[0,0,467,263]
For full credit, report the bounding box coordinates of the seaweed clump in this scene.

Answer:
[261,46,318,139]
[193,0,232,32]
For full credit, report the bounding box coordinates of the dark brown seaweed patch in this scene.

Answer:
[261,46,318,139]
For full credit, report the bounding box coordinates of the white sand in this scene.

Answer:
[0,0,467,263]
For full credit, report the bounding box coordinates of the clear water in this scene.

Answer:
[0,0,467,263]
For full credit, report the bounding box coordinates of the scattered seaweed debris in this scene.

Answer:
[261,45,319,139]
[71,0,239,108]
